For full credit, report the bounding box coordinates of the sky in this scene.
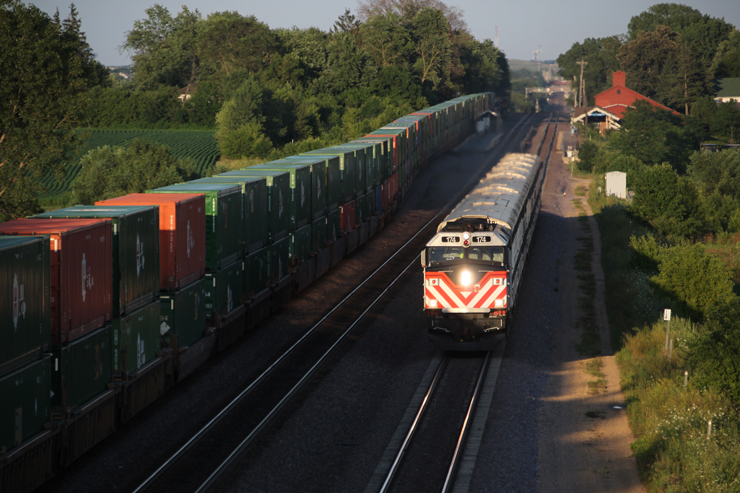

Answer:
[31,0,740,67]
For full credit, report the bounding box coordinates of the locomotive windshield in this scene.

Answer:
[427,246,505,266]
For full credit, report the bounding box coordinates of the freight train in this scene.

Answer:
[422,153,545,350]
[0,93,497,492]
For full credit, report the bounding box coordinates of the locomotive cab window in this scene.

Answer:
[427,246,504,266]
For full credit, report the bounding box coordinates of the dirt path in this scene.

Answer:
[536,131,644,493]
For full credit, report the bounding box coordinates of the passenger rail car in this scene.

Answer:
[422,153,545,350]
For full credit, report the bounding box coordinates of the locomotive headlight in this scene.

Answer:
[429,299,438,308]
[461,270,472,286]
[494,299,504,307]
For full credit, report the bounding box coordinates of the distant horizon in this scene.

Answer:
[31,0,739,67]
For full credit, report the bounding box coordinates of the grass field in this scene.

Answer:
[40,128,218,198]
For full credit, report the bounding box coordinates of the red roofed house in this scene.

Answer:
[572,71,680,132]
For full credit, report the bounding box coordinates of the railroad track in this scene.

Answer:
[132,114,549,493]
[365,113,560,493]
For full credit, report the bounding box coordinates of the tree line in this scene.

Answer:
[558,3,740,118]
[0,0,510,222]
[87,1,510,159]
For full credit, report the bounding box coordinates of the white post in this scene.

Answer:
[684,371,688,390]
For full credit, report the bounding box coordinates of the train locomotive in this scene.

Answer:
[422,153,545,350]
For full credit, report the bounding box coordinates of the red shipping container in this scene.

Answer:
[340,200,356,233]
[391,173,399,200]
[0,218,113,345]
[97,193,206,291]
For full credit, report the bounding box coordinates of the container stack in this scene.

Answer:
[0,236,51,455]
[0,217,114,423]
[33,206,161,379]
[97,194,207,349]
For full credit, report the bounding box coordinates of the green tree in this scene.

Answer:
[687,149,740,201]
[198,12,275,78]
[629,163,702,237]
[576,140,599,172]
[609,100,693,169]
[122,5,202,89]
[557,36,623,106]
[689,298,740,405]
[618,26,681,101]
[658,41,712,114]
[72,140,195,204]
[0,1,94,221]
[408,8,451,88]
[711,102,740,143]
[651,245,735,318]
[360,12,408,68]
[711,29,740,78]
[215,78,273,158]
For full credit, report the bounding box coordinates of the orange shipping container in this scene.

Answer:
[0,218,113,345]
[97,194,206,291]
[340,200,356,233]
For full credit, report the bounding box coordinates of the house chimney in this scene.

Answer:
[612,71,626,88]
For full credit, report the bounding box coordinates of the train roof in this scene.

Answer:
[437,153,542,232]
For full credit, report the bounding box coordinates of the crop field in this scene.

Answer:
[40,129,218,197]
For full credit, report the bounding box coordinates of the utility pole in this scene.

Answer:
[577,59,588,107]
[495,26,499,49]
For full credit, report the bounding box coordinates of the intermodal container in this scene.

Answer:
[356,193,369,225]
[282,155,341,213]
[351,139,389,182]
[264,158,327,221]
[148,184,242,272]
[159,278,206,348]
[327,208,341,243]
[51,325,111,409]
[0,236,50,375]
[0,356,50,452]
[34,205,159,318]
[111,301,161,376]
[204,259,245,318]
[300,149,357,202]
[249,163,313,229]
[219,169,290,242]
[269,235,291,283]
[336,143,380,192]
[340,201,356,233]
[245,247,270,298]
[96,193,206,292]
[311,216,327,252]
[375,185,384,215]
[188,176,268,255]
[290,223,313,263]
[331,146,367,196]
[0,219,113,346]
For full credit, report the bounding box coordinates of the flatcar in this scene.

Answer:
[421,153,545,350]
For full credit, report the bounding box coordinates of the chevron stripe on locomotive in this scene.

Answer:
[422,153,545,350]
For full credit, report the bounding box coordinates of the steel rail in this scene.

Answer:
[441,351,492,493]
[377,356,448,493]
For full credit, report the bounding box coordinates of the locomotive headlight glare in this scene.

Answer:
[429,299,438,308]
[461,270,471,286]
[495,299,504,307]
[463,232,470,240]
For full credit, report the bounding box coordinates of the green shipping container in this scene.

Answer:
[300,149,357,202]
[51,325,112,409]
[244,247,270,298]
[269,235,291,284]
[262,159,327,221]
[352,138,391,182]
[188,176,268,255]
[0,236,50,376]
[0,356,51,452]
[249,163,313,230]
[204,259,245,317]
[282,155,341,213]
[111,301,161,375]
[159,278,206,348]
[345,141,382,189]
[33,205,160,318]
[327,208,341,243]
[148,184,242,272]
[334,144,377,193]
[312,216,327,252]
[290,223,313,263]
[219,169,290,242]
